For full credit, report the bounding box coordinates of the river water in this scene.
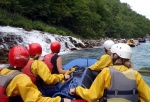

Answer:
[0,42,150,86]
[61,42,150,86]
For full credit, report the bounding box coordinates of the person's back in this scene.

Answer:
[43,53,61,74]
[42,41,67,74]
[70,43,150,102]
[0,46,71,102]
[89,40,115,71]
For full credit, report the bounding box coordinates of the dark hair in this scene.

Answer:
[123,59,132,68]
[113,54,132,68]
[32,54,40,60]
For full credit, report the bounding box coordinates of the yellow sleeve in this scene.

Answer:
[31,60,64,85]
[75,68,111,102]
[89,54,113,71]
[6,74,61,102]
[135,71,150,102]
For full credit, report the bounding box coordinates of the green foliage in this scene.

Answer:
[0,0,150,39]
[0,8,71,36]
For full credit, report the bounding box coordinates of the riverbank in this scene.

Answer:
[0,38,103,64]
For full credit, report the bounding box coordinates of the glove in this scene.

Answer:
[71,65,80,69]
[65,67,76,75]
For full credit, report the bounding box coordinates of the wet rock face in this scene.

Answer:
[0,33,23,64]
[0,48,9,64]
[0,33,23,50]
[82,40,102,48]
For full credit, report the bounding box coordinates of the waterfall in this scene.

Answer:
[0,26,85,56]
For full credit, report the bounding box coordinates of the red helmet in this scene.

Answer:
[9,46,30,68]
[50,41,61,53]
[28,43,42,56]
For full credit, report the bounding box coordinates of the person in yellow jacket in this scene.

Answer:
[70,43,150,102]
[0,46,71,102]
[21,43,69,84]
[21,43,70,97]
[89,40,115,71]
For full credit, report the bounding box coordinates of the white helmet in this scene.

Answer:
[103,40,115,50]
[111,43,132,59]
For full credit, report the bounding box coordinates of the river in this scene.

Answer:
[61,42,150,86]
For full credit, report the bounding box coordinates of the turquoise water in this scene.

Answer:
[61,42,150,86]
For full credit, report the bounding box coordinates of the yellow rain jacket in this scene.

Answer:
[0,68,62,102]
[26,58,64,85]
[75,65,150,102]
[89,54,113,71]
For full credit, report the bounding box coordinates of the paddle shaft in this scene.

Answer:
[138,70,150,77]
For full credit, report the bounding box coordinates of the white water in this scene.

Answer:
[0,25,96,69]
[0,26,85,55]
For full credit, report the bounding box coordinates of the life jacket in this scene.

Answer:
[0,71,22,102]
[21,60,36,84]
[102,66,138,102]
[43,54,59,74]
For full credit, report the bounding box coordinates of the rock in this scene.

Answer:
[0,48,9,64]
[70,48,77,51]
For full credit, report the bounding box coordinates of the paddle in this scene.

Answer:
[138,68,150,77]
